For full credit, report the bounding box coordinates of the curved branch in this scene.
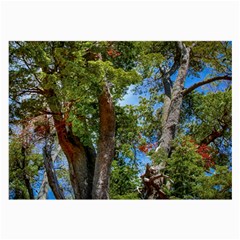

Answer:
[183,76,232,96]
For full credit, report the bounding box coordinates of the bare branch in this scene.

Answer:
[21,56,42,86]
[182,76,232,96]
[17,88,44,97]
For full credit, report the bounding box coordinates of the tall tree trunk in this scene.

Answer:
[160,77,173,136]
[42,141,65,199]
[37,172,49,200]
[23,174,34,199]
[38,146,61,200]
[38,143,65,199]
[158,42,190,156]
[92,82,116,199]
[142,42,191,199]
[37,145,62,200]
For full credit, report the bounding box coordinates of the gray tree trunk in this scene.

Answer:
[158,42,190,156]
[142,42,191,199]
[37,146,61,200]
[42,142,65,199]
[37,172,48,200]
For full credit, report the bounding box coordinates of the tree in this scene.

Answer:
[137,41,231,199]
[9,41,140,199]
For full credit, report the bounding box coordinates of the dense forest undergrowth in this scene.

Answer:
[9,41,232,199]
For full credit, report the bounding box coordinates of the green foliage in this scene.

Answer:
[181,89,232,167]
[190,41,232,75]
[9,135,42,199]
[161,136,232,199]
[166,136,204,199]
[109,160,141,199]
[194,165,232,199]
[115,105,140,162]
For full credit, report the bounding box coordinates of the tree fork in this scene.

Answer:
[45,88,95,199]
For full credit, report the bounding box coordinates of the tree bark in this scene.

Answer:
[161,78,172,132]
[157,42,190,156]
[92,82,116,199]
[42,142,65,199]
[37,146,61,200]
[37,172,49,200]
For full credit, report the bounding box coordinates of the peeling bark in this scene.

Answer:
[92,82,116,199]
[141,164,170,199]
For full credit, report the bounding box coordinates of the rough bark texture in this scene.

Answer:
[161,78,172,130]
[37,172,49,200]
[158,42,190,156]
[141,164,170,199]
[142,42,190,199]
[92,82,116,199]
[159,42,180,140]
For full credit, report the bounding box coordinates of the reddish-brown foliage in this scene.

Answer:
[107,48,121,58]
[197,144,215,169]
[138,142,158,153]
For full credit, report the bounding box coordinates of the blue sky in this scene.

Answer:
[119,66,230,107]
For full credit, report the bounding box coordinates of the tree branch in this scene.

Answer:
[21,56,42,85]
[17,88,44,97]
[200,122,229,146]
[182,76,232,96]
